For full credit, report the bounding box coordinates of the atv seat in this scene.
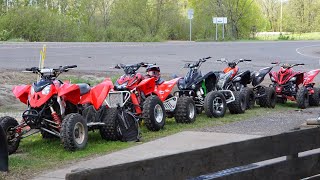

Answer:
[77,83,91,95]
[156,78,165,85]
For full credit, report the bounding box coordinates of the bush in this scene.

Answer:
[278,33,290,40]
[0,30,11,41]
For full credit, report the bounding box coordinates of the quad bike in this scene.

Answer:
[217,58,276,110]
[269,63,320,109]
[215,58,254,114]
[142,63,197,123]
[176,57,235,118]
[110,62,166,132]
[0,126,8,172]
[0,65,89,154]
[79,78,140,142]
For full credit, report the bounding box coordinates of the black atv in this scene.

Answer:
[175,57,236,118]
[217,58,276,110]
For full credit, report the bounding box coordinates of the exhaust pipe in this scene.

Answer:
[0,126,8,171]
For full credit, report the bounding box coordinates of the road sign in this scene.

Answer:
[213,17,227,24]
[188,9,194,20]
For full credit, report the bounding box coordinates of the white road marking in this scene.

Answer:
[296,44,320,58]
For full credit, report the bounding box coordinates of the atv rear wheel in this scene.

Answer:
[204,91,227,118]
[259,86,276,108]
[0,116,20,155]
[309,87,320,106]
[0,125,8,171]
[174,97,196,123]
[242,87,255,109]
[143,95,166,131]
[297,87,309,109]
[228,91,246,114]
[61,113,88,151]
[100,108,119,141]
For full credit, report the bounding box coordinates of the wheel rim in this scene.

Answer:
[154,104,164,123]
[212,97,224,114]
[188,103,195,119]
[73,122,85,145]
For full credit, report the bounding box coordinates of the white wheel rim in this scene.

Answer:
[74,122,85,145]
[154,104,164,123]
[213,97,224,113]
[188,103,195,119]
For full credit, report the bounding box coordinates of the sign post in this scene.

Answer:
[213,17,227,41]
[187,9,194,41]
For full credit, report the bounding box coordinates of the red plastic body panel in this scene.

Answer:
[29,84,57,107]
[80,79,114,110]
[270,68,304,85]
[12,85,31,105]
[223,67,239,79]
[136,77,156,96]
[303,69,320,85]
[154,78,180,101]
[131,93,142,114]
[58,83,80,105]
[116,73,144,90]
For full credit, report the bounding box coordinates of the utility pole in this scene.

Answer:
[280,0,283,33]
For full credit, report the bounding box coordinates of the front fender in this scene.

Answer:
[304,69,320,85]
[0,126,8,172]
[12,85,31,105]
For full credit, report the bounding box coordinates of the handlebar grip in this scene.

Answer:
[298,63,305,65]
[67,65,77,68]
[25,68,32,71]
[205,57,212,59]
[244,59,252,61]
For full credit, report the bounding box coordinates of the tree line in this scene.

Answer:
[0,0,319,42]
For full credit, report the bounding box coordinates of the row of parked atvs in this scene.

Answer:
[1,56,320,158]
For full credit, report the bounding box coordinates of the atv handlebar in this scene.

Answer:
[114,62,154,74]
[278,63,305,69]
[24,65,77,79]
[217,58,252,67]
[184,57,211,69]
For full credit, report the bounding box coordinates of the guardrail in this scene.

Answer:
[66,127,320,180]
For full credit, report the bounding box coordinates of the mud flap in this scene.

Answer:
[117,109,140,142]
[0,126,8,172]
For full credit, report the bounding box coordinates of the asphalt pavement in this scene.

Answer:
[1,41,320,76]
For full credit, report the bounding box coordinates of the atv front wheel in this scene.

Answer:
[100,108,119,141]
[143,95,166,131]
[204,91,227,118]
[242,87,255,109]
[297,87,309,109]
[309,87,320,106]
[61,113,88,151]
[228,91,246,114]
[0,116,20,155]
[259,86,276,108]
[174,97,196,123]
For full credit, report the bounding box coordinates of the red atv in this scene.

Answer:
[269,63,320,108]
[0,65,89,154]
[110,62,166,132]
[145,64,197,123]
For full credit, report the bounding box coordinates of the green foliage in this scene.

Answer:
[277,33,290,40]
[0,29,11,41]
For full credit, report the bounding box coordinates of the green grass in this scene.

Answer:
[0,103,298,179]
[255,32,320,41]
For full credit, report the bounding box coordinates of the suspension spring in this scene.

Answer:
[50,106,62,129]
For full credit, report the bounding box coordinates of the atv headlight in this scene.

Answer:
[30,86,35,95]
[42,85,51,95]
[191,84,196,89]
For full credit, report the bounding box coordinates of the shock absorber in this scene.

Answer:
[49,106,62,129]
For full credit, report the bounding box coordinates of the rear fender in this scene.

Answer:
[204,72,217,92]
[304,69,320,85]
[58,83,80,105]
[0,126,8,172]
[137,77,156,95]
[295,72,304,85]
[12,85,31,105]
[82,79,114,110]
[154,78,180,101]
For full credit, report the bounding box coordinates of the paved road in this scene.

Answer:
[1,41,320,75]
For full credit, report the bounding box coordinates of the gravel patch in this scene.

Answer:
[200,107,320,136]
